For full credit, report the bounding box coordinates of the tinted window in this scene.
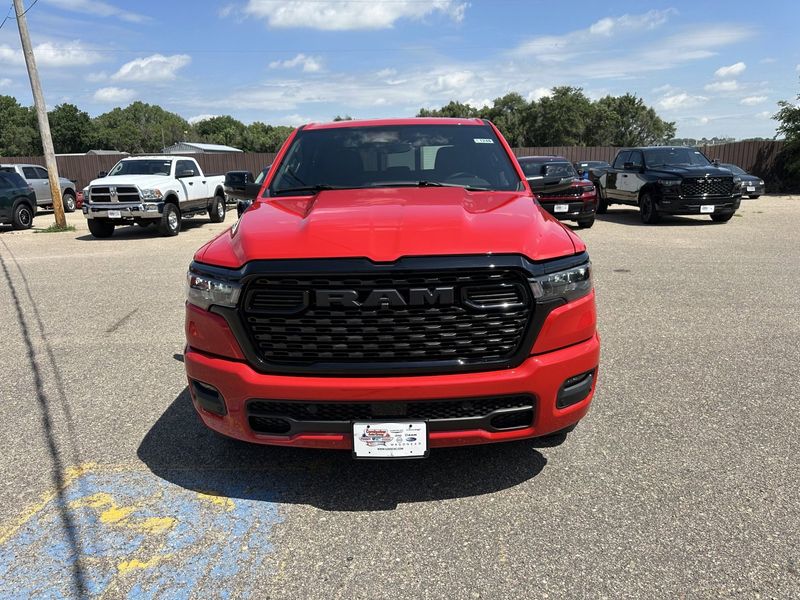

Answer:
[176,160,196,176]
[34,167,48,179]
[22,167,40,179]
[269,124,522,195]
[644,148,711,167]
[613,151,631,169]
[0,166,15,173]
[520,161,576,178]
[108,160,172,176]
[628,151,644,168]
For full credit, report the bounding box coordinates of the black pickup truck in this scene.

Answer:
[599,147,742,224]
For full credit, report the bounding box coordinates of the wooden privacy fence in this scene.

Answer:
[0,141,787,191]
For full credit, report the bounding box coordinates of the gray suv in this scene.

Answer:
[0,163,78,212]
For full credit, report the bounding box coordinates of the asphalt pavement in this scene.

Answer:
[0,198,798,599]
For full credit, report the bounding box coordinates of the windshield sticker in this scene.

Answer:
[473,138,494,144]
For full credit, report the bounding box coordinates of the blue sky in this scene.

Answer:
[0,0,798,139]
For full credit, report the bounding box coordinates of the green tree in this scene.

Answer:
[0,95,39,156]
[596,93,675,146]
[93,102,190,153]
[333,115,353,121]
[49,103,93,153]
[242,121,293,152]
[417,101,480,119]
[192,115,246,148]
[775,84,800,176]
[530,87,593,146]
[484,93,532,146]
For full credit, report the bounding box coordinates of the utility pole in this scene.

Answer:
[13,0,66,228]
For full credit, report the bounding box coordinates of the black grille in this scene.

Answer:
[680,177,734,198]
[538,187,582,199]
[88,186,140,203]
[240,269,533,369]
[247,395,535,434]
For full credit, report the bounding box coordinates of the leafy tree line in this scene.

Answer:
[0,96,293,156]
[418,87,677,147]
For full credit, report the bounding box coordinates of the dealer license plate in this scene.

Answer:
[554,204,569,213]
[700,205,715,214]
[107,210,122,218]
[746,186,756,192]
[353,422,427,459]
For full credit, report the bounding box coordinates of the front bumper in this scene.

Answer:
[742,183,765,197]
[540,199,596,221]
[656,195,741,215]
[184,332,600,450]
[83,201,164,220]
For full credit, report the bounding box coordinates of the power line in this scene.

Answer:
[16,0,37,17]
[0,3,12,30]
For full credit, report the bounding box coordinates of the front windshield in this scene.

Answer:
[269,124,522,195]
[521,161,576,179]
[108,159,172,176]
[644,148,711,168]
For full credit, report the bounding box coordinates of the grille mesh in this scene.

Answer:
[680,177,734,197]
[88,186,140,203]
[248,395,534,422]
[240,269,532,368]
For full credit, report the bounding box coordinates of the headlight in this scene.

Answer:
[83,187,90,200]
[529,261,592,303]
[140,188,163,200]
[759,180,765,186]
[186,270,241,310]
[658,179,681,186]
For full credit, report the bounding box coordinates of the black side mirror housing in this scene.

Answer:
[177,169,195,178]
[98,171,107,178]
[237,199,253,218]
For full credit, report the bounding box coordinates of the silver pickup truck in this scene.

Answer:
[0,163,79,212]
[82,156,226,238]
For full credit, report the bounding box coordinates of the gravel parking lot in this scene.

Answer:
[1,197,798,599]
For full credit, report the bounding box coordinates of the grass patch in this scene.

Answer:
[34,224,76,233]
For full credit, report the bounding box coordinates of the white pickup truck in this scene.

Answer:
[82,156,226,238]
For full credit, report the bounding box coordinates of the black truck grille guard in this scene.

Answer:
[202,253,588,376]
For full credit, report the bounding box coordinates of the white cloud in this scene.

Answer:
[588,9,675,36]
[755,111,772,119]
[658,92,708,110]
[376,68,397,79]
[714,62,746,78]
[427,70,475,92]
[43,0,148,22]
[0,78,12,89]
[111,54,191,82]
[243,0,467,30]
[188,114,220,125]
[740,95,767,106]
[279,113,313,126]
[704,80,740,92]
[464,98,492,109]
[269,53,323,73]
[527,87,552,102]
[93,87,135,103]
[0,41,102,67]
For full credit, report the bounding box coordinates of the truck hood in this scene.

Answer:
[87,175,170,189]
[646,166,735,178]
[195,187,583,268]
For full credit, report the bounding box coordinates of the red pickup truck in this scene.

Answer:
[184,118,599,458]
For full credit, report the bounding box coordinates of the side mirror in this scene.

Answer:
[177,168,195,178]
[623,162,641,171]
[237,199,252,218]
[712,159,720,166]
[98,171,107,178]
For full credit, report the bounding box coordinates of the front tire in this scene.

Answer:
[576,216,595,229]
[596,188,608,214]
[209,194,226,223]
[710,212,734,223]
[87,218,115,238]
[159,203,181,236]
[62,192,76,213]
[12,203,34,230]
[639,192,660,224]
[749,195,760,200]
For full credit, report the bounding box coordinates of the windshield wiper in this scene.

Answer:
[272,184,341,196]
[369,180,491,191]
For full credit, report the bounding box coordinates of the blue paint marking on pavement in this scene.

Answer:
[0,468,283,599]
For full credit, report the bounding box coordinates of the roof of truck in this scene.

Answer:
[302,117,487,130]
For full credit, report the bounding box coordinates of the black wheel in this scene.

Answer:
[639,192,660,224]
[12,203,34,230]
[749,195,760,200]
[596,187,608,214]
[62,192,76,213]
[159,203,181,236]
[710,212,734,223]
[209,194,226,223]
[576,216,595,229]
[87,218,115,238]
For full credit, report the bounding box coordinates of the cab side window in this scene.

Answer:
[22,166,41,179]
[613,151,631,169]
[628,151,644,168]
